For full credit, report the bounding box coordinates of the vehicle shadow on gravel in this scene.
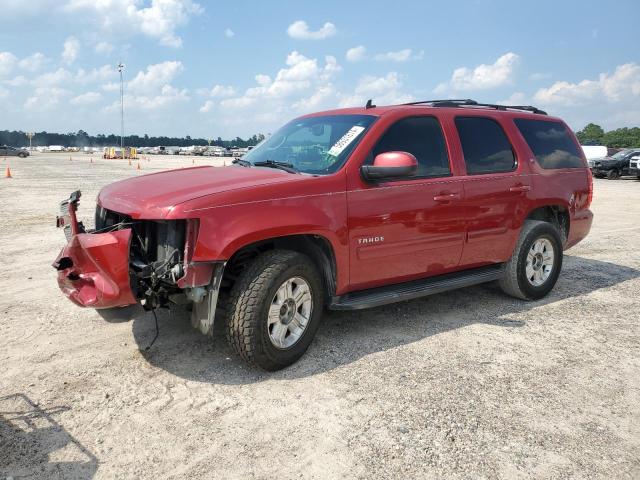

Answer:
[0,393,98,479]
[129,255,639,385]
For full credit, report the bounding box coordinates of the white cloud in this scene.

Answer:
[339,72,413,107]
[62,36,80,64]
[76,65,117,83]
[534,63,640,106]
[0,52,18,77]
[346,46,367,62]
[65,0,203,48]
[202,84,236,97]
[5,75,28,87]
[498,92,527,105]
[374,49,424,62]
[103,61,189,112]
[287,20,336,40]
[19,53,47,72]
[435,52,519,93]
[530,72,552,81]
[532,63,640,130]
[224,28,234,38]
[34,68,73,87]
[95,41,115,55]
[25,86,72,110]
[127,61,183,93]
[199,100,214,112]
[70,91,103,105]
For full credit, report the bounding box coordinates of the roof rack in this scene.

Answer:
[401,98,547,115]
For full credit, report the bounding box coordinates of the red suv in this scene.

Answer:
[53,99,593,370]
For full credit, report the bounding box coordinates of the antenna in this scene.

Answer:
[365,99,376,109]
[117,62,125,154]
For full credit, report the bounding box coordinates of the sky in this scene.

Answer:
[1,0,639,139]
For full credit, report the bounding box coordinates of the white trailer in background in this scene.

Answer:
[581,145,607,160]
[47,145,65,152]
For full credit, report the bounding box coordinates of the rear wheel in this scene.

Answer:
[499,220,563,300]
[224,250,324,370]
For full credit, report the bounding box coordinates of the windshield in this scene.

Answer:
[611,150,629,159]
[242,114,376,174]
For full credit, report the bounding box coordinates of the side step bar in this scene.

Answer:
[329,264,504,311]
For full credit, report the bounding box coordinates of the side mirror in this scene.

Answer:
[361,151,418,181]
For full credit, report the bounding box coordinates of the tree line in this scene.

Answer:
[0,129,266,149]
[576,124,640,148]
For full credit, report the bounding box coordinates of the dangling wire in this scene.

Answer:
[145,309,160,351]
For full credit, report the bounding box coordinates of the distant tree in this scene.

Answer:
[576,123,605,145]
[0,129,273,149]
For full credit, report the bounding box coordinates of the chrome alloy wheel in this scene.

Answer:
[267,277,313,349]
[526,238,555,287]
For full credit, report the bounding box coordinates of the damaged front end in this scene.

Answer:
[52,191,223,333]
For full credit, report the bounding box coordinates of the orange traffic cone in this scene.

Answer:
[69,155,72,161]
[5,166,12,178]
[136,162,141,170]
[90,157,93,164]
[192,158,195,165]
[128,158,132,166]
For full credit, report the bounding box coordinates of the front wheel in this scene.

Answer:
[224,250,324,370]
[606,169,619,179]
[18,152,27,158]
[499,220,563,300]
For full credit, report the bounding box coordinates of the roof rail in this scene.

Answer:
[401,98,547,115]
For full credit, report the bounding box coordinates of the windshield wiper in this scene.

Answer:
[232,158,252,167]
[253,160,299,174]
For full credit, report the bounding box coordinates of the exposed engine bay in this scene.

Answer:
[94,205,188,309]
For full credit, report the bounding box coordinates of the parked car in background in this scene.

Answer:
[629,155,640,179]
[590,149,640,179]
[0,145,29,157]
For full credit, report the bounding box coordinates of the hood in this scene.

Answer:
[98,165,301,218]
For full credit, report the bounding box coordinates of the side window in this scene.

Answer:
[371,116,450,177]
[455,117,516,174]
[513,118,584,169]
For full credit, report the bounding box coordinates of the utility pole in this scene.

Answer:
[117,62,125,154]
[26,132,34,150]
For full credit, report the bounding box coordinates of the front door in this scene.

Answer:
[347,116,465,290]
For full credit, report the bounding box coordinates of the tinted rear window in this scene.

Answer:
[455,117,516,174]
[514,119,584,169]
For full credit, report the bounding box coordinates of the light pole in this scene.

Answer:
[117,62,125,155]
[26,132,34,150]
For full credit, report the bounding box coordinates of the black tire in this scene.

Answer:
[606,169,619,179]
[224,250,324,371]
[637,175,640,181]
[18,152,27,158]
[499,220,563,300]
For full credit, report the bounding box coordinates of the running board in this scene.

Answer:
[329,264,504,310]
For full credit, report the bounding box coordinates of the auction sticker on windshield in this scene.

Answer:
[328,126,366,157]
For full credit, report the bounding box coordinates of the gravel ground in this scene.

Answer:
[1,153,639,479]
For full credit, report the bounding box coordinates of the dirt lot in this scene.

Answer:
[1,152,639,479]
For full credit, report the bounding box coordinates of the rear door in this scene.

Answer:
[347,115,465,290]
[453,116,531,267]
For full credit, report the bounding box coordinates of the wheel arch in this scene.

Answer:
[221,234,338,302]
[524,204,570,245]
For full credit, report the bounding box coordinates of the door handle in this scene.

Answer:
[509,185,531,193]
[433,192,461,203]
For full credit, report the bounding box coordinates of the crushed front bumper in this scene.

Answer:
[52,191,137,309]
[53,229,137,309]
